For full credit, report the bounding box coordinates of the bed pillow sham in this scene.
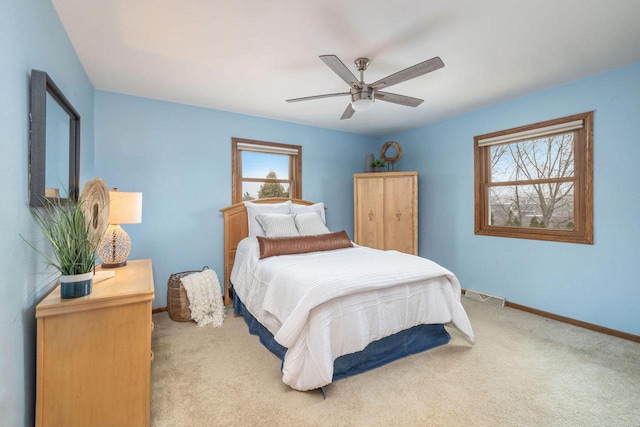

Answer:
[256,213,301,237]
[291,202,326,223]
[294,211,331,236]
[257,230,353,259]
[244,200,292,237]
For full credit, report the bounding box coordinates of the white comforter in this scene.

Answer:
[231,237,474,390]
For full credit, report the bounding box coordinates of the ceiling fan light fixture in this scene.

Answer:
[351,97,374,111]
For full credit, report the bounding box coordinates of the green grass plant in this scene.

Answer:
[23,198,99,276]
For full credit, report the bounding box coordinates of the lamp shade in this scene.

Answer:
[98,189,142,268]
[108,190,142,224]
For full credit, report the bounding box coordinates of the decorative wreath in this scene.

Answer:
[380,141,402,164]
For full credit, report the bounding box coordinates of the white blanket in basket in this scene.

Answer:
[180,269,225,327]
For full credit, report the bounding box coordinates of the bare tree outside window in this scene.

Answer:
[489,134,575,229]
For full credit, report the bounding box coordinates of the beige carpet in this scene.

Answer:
[151,298,640,426]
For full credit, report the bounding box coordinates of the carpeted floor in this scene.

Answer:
[150,297,640,426]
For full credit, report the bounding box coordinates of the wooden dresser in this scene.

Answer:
[354,171,418,255]
[35,259,155,427]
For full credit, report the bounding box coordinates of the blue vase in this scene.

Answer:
[364,153,374,172]
[60,272,93,298]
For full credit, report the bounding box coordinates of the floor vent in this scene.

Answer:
[464,289,506,307]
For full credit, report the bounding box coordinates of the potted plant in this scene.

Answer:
[24,197,100,298]
[370,159,387,172]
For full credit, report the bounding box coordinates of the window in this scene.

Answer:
[474,112,593,244]
[232,138,302,204]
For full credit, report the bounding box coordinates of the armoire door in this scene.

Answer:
[384,174,417,255]
[354,176,385,250]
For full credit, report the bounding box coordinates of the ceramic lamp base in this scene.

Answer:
[98,224,132,268]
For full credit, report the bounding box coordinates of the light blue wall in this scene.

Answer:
[4,2,638,424]
[94,91,375,310]
[0,0,95,425]
[383,62,640,336]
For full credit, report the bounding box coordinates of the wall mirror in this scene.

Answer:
[29,69,80,207]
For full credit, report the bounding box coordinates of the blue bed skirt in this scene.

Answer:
[233,291,451,384]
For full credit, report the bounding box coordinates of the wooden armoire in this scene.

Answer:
[353,171,418,255]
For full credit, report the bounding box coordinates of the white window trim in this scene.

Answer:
[477,119,584,147]
[235,142,299,156]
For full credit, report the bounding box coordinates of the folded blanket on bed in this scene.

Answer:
[180,269,225,327]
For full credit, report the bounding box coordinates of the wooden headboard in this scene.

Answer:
[219,198,316,305]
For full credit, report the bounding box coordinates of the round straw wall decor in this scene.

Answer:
[79,177,110,248]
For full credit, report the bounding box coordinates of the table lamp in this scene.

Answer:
[98,188,142,268]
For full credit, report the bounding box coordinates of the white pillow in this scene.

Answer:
[294,212,331,236]
[291,202,326,224]
[256,213,300,237]
[244,200,292,237]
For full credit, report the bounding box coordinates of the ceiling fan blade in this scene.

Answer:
[320,55,362,89]
[340,103,355,120]
[370,56,444,90]
[286,92,350,103]
[374,91,424,107]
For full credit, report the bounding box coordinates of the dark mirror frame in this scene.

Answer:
[29,69,81,207]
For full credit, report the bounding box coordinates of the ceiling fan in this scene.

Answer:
[286,55,444,120]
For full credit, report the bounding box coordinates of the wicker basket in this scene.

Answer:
[167,267,209,322]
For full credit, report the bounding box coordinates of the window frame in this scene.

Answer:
[474,111,593,244]
[232,137,302,204]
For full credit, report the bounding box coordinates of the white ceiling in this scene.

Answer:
[52,0,640,137]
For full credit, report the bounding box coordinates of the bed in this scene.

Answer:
[220,198,474,392]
